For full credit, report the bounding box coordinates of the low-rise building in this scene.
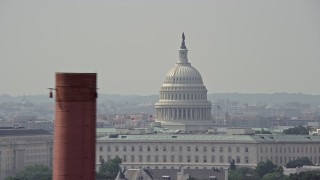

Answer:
[96,134,320,170]
[0,129,53,180]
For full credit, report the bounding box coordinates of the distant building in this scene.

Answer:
[115,167,225,180]
[0,129,53,180]
[155,33,212,131]
[96,134,320,171]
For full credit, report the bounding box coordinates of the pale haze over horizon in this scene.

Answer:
[1,0,320,96]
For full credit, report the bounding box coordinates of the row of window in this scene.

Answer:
[100,145,249,153]
[260,146,320,154]
[164,77,202,84]
[160,92,207,100]
[102,155,249,164]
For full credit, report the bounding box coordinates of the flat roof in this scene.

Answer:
[98,134,257,143]
[0,129,51,136]
[97,134,320,143]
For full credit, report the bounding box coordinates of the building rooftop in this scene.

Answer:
[0,129,51,136]
[98,134,320,143]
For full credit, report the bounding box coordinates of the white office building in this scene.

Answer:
[0,129,53,180]
[96,134,320,170]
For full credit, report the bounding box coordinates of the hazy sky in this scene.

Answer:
[1,0,320,95]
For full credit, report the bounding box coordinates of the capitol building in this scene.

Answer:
[155,33,213,130]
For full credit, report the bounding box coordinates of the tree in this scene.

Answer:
[288,171,320,180]
[255,160,281,178]
[262,172,285,180]
[228,167,259,180]
[5,165,52,180]
[229,159,236,171]
[286,157,313,168]
[97,156,122,179]
[283,126,309,135]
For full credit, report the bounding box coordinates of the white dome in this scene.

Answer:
[164,64,203,84]
[155,33,212,122]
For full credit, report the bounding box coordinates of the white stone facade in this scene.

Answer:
[155,34,212,121]
[96,134,320,170]
[0,130,53,180]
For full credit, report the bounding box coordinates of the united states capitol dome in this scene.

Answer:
[164,64,203,84]
[155,33,212,122]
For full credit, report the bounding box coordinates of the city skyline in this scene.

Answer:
[1,0,320,95]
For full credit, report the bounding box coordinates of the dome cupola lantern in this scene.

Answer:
[178,32,189,64]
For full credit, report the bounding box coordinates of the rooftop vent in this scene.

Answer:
[109,134,119,138]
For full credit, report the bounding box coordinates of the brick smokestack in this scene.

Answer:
[53,73,97,180]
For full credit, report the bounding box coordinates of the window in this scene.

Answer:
[131,146,135,152]
[171,146,174,151]
[139,146,143,152]
[99,146,103,151]
[195,147,198,152]
[219,156,223,163]
[203,147,207,152]
[245,147,249,152]
[220,147,223,152]
[155,155,159,162]
[203,156,207,163]
[211,156,216,163]
[228,156,232,162]
[179,155,183,162]
[245,157,249,163]
[236,156,240,163]
[163,146,166,151]
[123,155,127,162]
[195,156,199,162]
[163,155,167,162]
[107,146,111,151]
[123,146,127,151]
[171,155,174,162]
[179,146,182,151]
[147,146,150,151]
[187,156,191,162]
[187,147,191,151]
[212,147,215,152]
[228,147,231,153]
[236,147,240,153]
[147,155,150,162]
[139,155,143,162]
[131,155,135,162]
[155,146,158,151]
[115,146,119,152]
[265,147,268,153]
